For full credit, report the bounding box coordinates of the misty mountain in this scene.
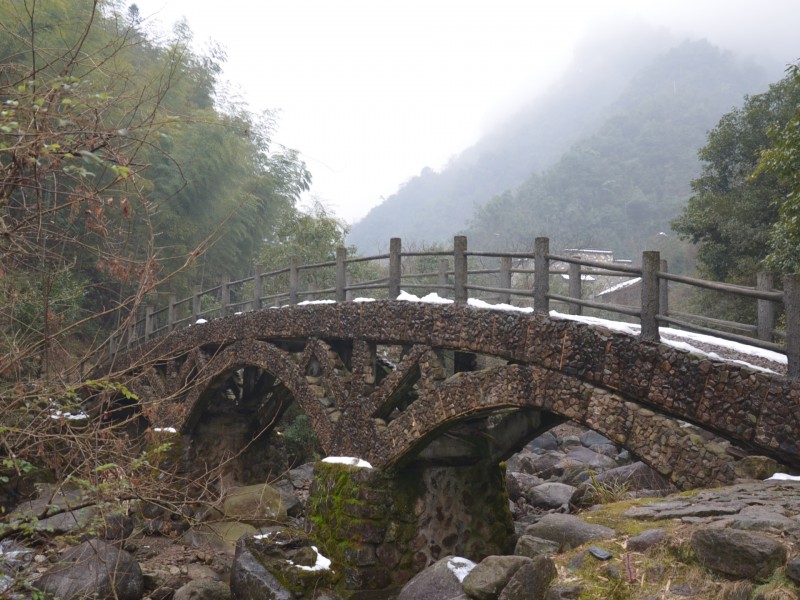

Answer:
[347,27,773,255]
[466,39,770,258]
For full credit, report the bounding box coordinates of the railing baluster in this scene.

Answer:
[254,266,264,311]
[568,259,582,316]
[168,294,177,332]
[757,272,775,342]
[534,237,549,314]
[785,274,800,379]
[290,256,300,305]
[192,286,201,321]
[220,274,230,317]
[336,247,347,302]
[499,256,511,304]
[454,236,467,304]
[389,238,401,299]
[659,259,669,321]
[640,250,660,342]
[438,259,449,294]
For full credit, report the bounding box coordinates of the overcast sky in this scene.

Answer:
[133,1,800,225]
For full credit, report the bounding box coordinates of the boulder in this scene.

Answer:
[733,456,779,480]
[529,482,576,510]
[396,555,473,600]
[498,555,556,600]
[462,555,530,600]
[626,529,665,552]
[230,530,337,599]
[174,579,232,600]
[787,556,800,586]
[506,472,545,502]
[514,535,561,559]
[181,521,257,553]
[524,451,567,479]
[229,535,292,600]
[34,538,143,600]
[524,514,615,551]
[545,584,583,599]
[222,483,287,525]
[579,431,611,448]
[563,447,618,471]
[528,432,559,452]
[691,528,788,581]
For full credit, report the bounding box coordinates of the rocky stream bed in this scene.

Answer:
[2,419,800,600]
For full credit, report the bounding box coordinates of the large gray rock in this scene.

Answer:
[514,535,561,559]
[524,514,615,551]
[691,528,788,581]
[33,538,143,600]
[174,579,232,600]
[562,447,617,471]
[626,529,665,552]
[529,482,576,510]
[229,536,291,600]
[546,584,583,599]
[396,555,473,600]
[222,483,287,526]
[787,556,800,586]
[462,555,530,600]
[528,432,559,452]
[579,431,612,448]
[506,472,545,502]
[498,555,556,600]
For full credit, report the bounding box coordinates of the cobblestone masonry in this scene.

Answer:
[103,302,800,489]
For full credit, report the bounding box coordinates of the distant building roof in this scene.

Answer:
[561,274,596,282]
[596,277,641,297]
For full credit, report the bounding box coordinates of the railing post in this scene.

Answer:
[336,246,347,302]
[144,304,154,342]
[499,256,512,304]
[253,266,264,311]
[454,236,468,303]
[784,274,800,379]
[220,274,230,317]
[534,237,550,314]
[438,259,449,294]
[568,260,582,315]
[192,286,201,321]
[345,274,353,302]
[389,238,402,300]
[757,271,775,342]
[640,250,660,342]
[659,259,669,320]
[168,294,177,332]
[289,256,300,305]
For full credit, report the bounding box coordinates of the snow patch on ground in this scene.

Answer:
[767,473,800,481]
[447,557,476,582]
[289,546,332,571]
[322,456,373,469]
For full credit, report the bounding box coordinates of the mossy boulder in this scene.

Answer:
[222,483,287,526]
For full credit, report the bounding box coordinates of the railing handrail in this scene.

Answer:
[108,236,799,378]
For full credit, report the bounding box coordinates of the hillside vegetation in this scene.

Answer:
[348,33,771,259]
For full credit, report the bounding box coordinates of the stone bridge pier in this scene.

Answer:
[308,459,515,595]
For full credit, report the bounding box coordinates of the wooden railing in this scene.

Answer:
[110,236,800,378]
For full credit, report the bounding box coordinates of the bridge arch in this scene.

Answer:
[104,301,800,489]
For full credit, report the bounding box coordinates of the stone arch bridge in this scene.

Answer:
[103,301,800,490]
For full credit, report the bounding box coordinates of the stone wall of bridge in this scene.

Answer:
[108,301,800,489]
